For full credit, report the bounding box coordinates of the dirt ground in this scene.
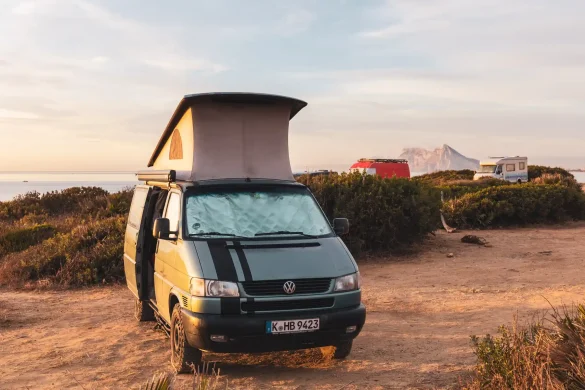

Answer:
[1,224,584,390]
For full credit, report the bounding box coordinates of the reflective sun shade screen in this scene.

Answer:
[184,186,332,238]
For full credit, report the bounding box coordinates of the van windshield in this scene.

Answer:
[479,165,496,173]
[184,186,333,239]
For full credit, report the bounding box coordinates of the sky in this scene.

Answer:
[1,0,585,172]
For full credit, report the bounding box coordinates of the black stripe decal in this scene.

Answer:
[220,297,240,315]
[233,241,253,281]
[208,241,238,282]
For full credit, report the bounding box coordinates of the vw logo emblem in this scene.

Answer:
[283,281,296,294]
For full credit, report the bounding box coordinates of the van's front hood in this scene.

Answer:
[193,237,356,282]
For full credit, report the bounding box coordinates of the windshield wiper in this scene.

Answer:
[189,232,241,238]
[255,231,319,238]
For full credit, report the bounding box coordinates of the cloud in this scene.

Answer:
[1,0,585,171]
[11,0,39,15]
[0,108,40,119]
[143,59,228,73]
[91,56,109,64]
[279,9,315,35]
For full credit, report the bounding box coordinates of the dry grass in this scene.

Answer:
[139,363,228,390]
[465,304,585,389]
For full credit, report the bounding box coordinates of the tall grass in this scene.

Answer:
[139,363,228,390]
[466,304,585,389]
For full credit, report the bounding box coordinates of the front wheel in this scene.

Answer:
[170,304,202,373]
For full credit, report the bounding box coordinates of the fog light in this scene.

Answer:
[210,335,228,342]
[345,325,357,333]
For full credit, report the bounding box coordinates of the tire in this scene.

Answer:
[170,304,202,373]
[321,340,353,360]
[333,340,353,359]
[517,179,522,184]
[134,299,155,322]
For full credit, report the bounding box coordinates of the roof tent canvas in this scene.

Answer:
[148,93,307,182]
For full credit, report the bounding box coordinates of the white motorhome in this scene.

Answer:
[473,156,528,183]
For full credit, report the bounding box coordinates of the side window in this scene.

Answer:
[165,192,181,234]
[128,187,149,228]
[506,164,516,172]
[519,162,526,170]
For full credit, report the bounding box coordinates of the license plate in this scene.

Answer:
[266,318,320,334]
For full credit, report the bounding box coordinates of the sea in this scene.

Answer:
[0,171,584,202]
[0,172,138,202]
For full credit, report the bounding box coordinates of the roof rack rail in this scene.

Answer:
[137,170,176,183]
[358,158,408,164]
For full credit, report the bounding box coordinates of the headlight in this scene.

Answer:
[190,278,205,296]
[205,280,240,297]
[190,278,240,297]
[334,272,361,292]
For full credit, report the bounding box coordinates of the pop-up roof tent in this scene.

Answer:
[148,93,307,182]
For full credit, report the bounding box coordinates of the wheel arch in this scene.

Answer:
[169,293,181,318]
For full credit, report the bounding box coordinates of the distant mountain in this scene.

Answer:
[399,145,479,173]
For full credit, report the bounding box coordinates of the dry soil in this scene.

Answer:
[1,224,584,389]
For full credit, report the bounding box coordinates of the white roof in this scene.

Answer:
[148,93,307,182]
[480,156,527,165]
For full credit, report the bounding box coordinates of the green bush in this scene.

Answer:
[0,216,126,287]
[437,179,512,199]
[443,184,585,228]
[107,188,133,215]
[532,173,582,191]
[0,187,131,221]
[298,172,441,255]
[528,165,575,181]
[0,224,56,257]
[412,169,475,185]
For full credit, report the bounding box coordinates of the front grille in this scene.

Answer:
[241,298,334,312]
[242,278,332,296]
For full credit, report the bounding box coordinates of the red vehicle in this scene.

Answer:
[349,158,411,179]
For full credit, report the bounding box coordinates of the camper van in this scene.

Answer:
[349,158,411,178]
[473,156,528,183]
[123,93,366,372]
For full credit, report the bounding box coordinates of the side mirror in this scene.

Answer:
[333,218,350,235]
[153,218,171,239]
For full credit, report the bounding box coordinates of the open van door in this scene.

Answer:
[124,185,154,300]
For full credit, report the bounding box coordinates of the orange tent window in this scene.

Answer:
[169,129,183,160]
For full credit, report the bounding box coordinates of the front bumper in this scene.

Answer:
[181,304,366,353]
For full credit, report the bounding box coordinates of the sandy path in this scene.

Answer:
[1,224,584,389]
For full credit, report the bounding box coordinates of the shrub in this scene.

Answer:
[438,179,512,199]
[107,188,133,215]
[298,172,441,255]
[466,304,585,389]
[0,187,131,221]
[0,216,126,287]
[412,170,475,185]
[533,173,582,191]
[443,184,585,228]
[0,224,56,257]
[528,165,575,181]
